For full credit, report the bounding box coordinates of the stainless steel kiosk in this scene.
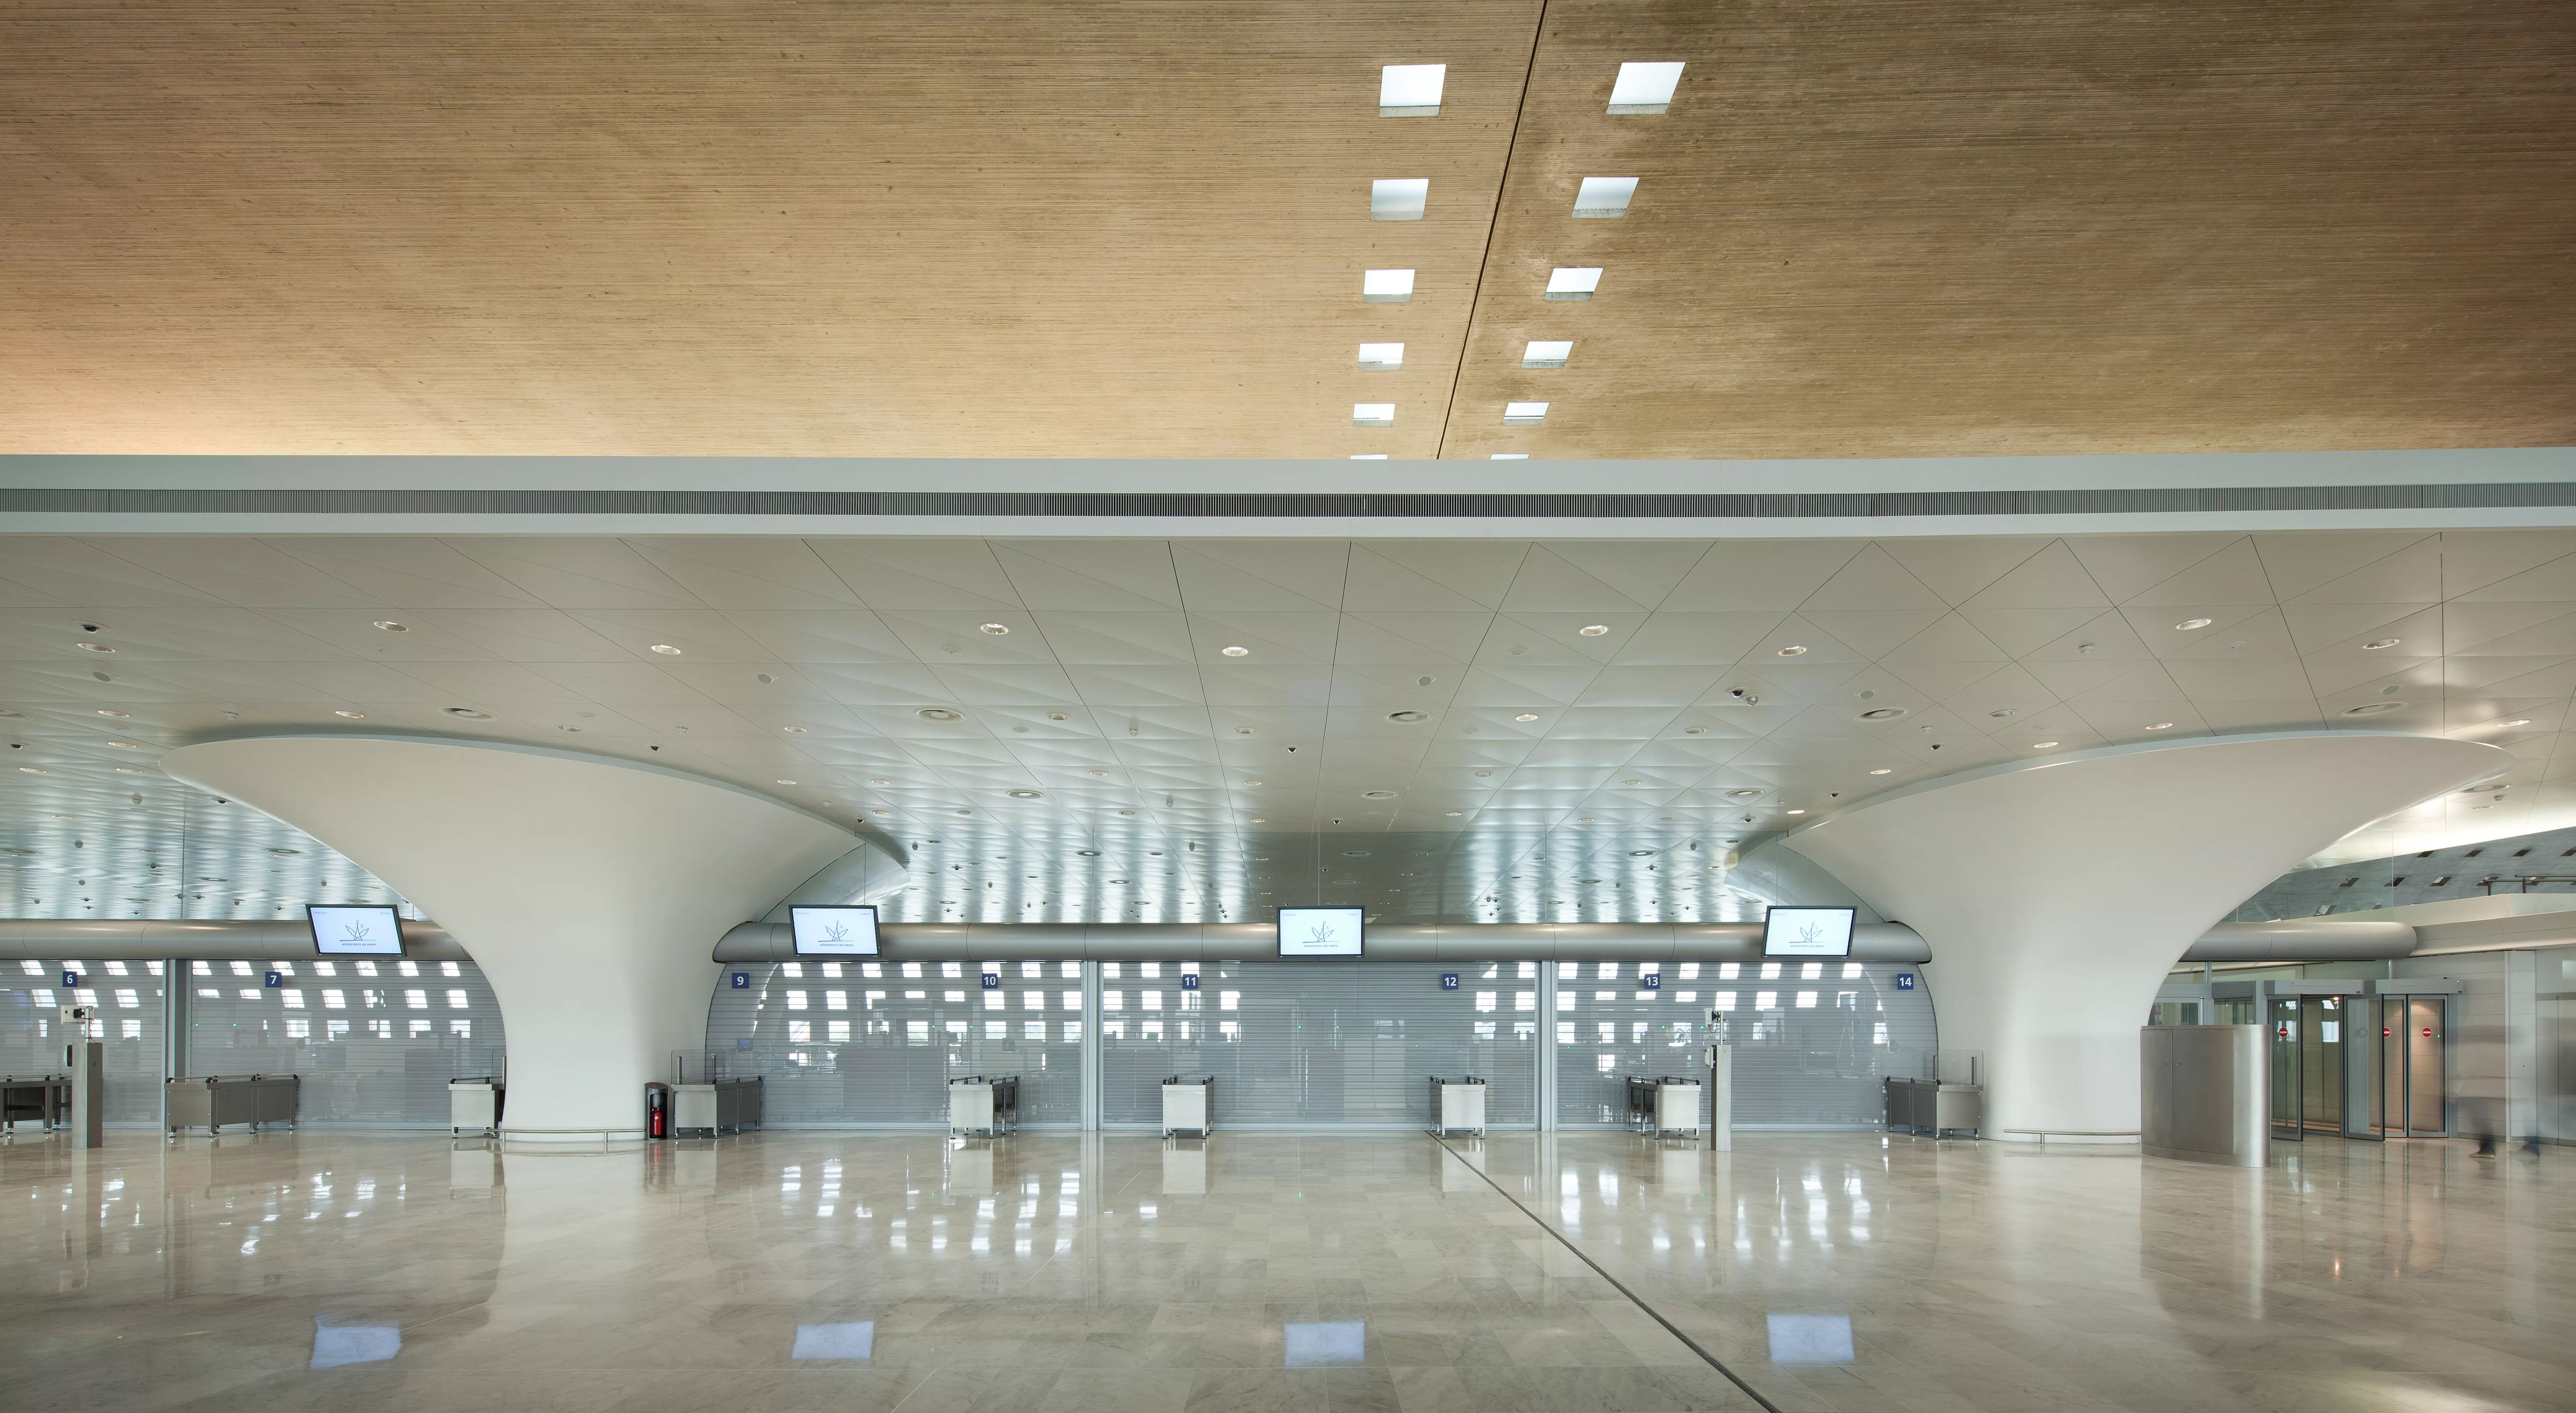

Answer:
[166,1075,299,1135]
[948,1075,1021,1137]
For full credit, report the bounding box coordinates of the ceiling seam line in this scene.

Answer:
[1434,0,1550,463]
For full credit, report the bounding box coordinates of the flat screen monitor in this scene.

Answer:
[308,904,404,957]
[1762,905,1855,958]
[1277,905,1364,958]
[790,905,881,957]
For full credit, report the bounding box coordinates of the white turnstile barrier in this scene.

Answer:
[948,1075,1021,1137]
[1162,1075,1213,1137]
[1428,1076,1486,1137]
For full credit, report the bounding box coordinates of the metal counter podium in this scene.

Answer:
[1162,1075,1213,1138]
[166,1075,299,1135]
[1884,1078,1984,1137]
[0,1075,70,1133]
[1429,1076,1486,1137]
[948,1075,1021,1138]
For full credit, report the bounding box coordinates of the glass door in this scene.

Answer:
[2543,995,2576,1147]
[2270,997,2304,1140]
[2375,996,2447,1136]
[2298,996,2344,1136]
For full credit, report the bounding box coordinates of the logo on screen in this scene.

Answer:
[337,916,379,949]
[815,918,858,946]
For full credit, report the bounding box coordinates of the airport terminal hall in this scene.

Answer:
[9,6,2576,1413]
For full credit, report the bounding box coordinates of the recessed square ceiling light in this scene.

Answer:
[1522,340,1572,368]
[1492,453,1529,459]
[1379,64,1446,117]
[1503,401,1549,425]
[1357,341,1405,370]
[1545,266,1603,301]
[1362,267,1415,303]
[1350,454,1389,460]
[1573,176,1637,218]
[1372,178,1429,221]
[1608,61,1685,114]
[1353,402,1396,427]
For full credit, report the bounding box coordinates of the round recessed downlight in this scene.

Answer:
[2175,618,2214,631]
[1220,645,1250,657]
[1578,625,1610,637]
[1387,710,1429,723]
[1869,768,1893,775]
[75,642,114,653]
[96,709,129,718]
[1242,779,1263,787]
[869,777,890,785]
[978,623,1010,635]
[373,621,408,633]
[114,766,145,775]
[106,739,136,748]
[1785,808,1806,815]
[1629,849,1655,857]
[1008,789,1042,799]
[1858,708,1907,721]
[269,848,301,857]
[776,779,799,786]
[1362,790,1398,799]
[17,766,44,774]
[333,710,364,719]
[1726,788,1763,799]
[1513,712,1539,722]
[443,707,491,719]
[650,644,682,655]
[2362,638,2400,650]
[1776,645,1808,656]
[1077,849,1101,857]
[1249,817,1267,823]
[2032,741,2059,749]
[917,708,963,722]
[1622,779,1642,786]
[1577,816,1595,823]
[2343,702,2404,716]
[1988,708,2017,719]
[1045,712,1069,721]
[1683,726,1705,734]
[2500,719,2532,727]
[2145,721,2174,730]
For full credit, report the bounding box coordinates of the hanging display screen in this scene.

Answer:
[308,904,405,956]
[790,905,881,957]
[1276,906,1365,958]
[1762,905,1856,958]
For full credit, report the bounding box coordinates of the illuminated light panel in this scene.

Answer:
[1522,340,1571,369]
[1362,268,1415,303]
[1378,64,1446,117]
[1545,266,1602,301]
[1573,176,1637,218]
[1608,61,1684,114]
[1371,179,1429,221]
[1502,401,1548,426]
[1357,342,1405,371]
[1353,403,1395,427]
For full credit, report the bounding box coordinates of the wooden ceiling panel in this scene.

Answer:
[0,1,1538,456]
[1450,0,2576,459]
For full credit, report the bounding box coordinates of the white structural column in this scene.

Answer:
[164,736,859,1141]
[1785,731,2506,1143]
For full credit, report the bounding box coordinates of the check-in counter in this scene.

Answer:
[1428,1076,1486,1136]
[166,1075,299,1134]
[449,1078,505,1136]
[1162,1075,1212,1137]
[1626,1075,1702,1137]
[0,1075,69,1132]
[948,1075,1020,1137]
[671,1077,763,1136]
[1884,1077,1983,1137]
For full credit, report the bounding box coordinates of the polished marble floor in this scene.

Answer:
[1,1128,2568,1412]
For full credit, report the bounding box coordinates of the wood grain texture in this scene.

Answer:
[0,1,2568,459]
[1449,0,2576,459]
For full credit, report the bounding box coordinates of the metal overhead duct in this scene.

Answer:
[0,915,2421,965]
[710,920,1934,963]
[0,918,468,962]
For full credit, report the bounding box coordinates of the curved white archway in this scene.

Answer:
[164,735,859,1141]
[1784,731,2506,1142]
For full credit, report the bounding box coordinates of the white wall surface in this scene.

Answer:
[164,736,857,1139]
[1786,732,2506,1142]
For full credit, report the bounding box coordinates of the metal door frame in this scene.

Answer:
[2373,992,2450,1138]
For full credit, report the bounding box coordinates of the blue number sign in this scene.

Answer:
[264,972,283,988]
[1440,973,1460,990]
[60,971,77,989]
[731,972,751,990]
[981,973,1000,990]
[1896,974,1916,991]
[1181,974,1200,990]
[1643,974,1662,990]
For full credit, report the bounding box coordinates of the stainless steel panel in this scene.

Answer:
[2141,1024,2267,1167]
